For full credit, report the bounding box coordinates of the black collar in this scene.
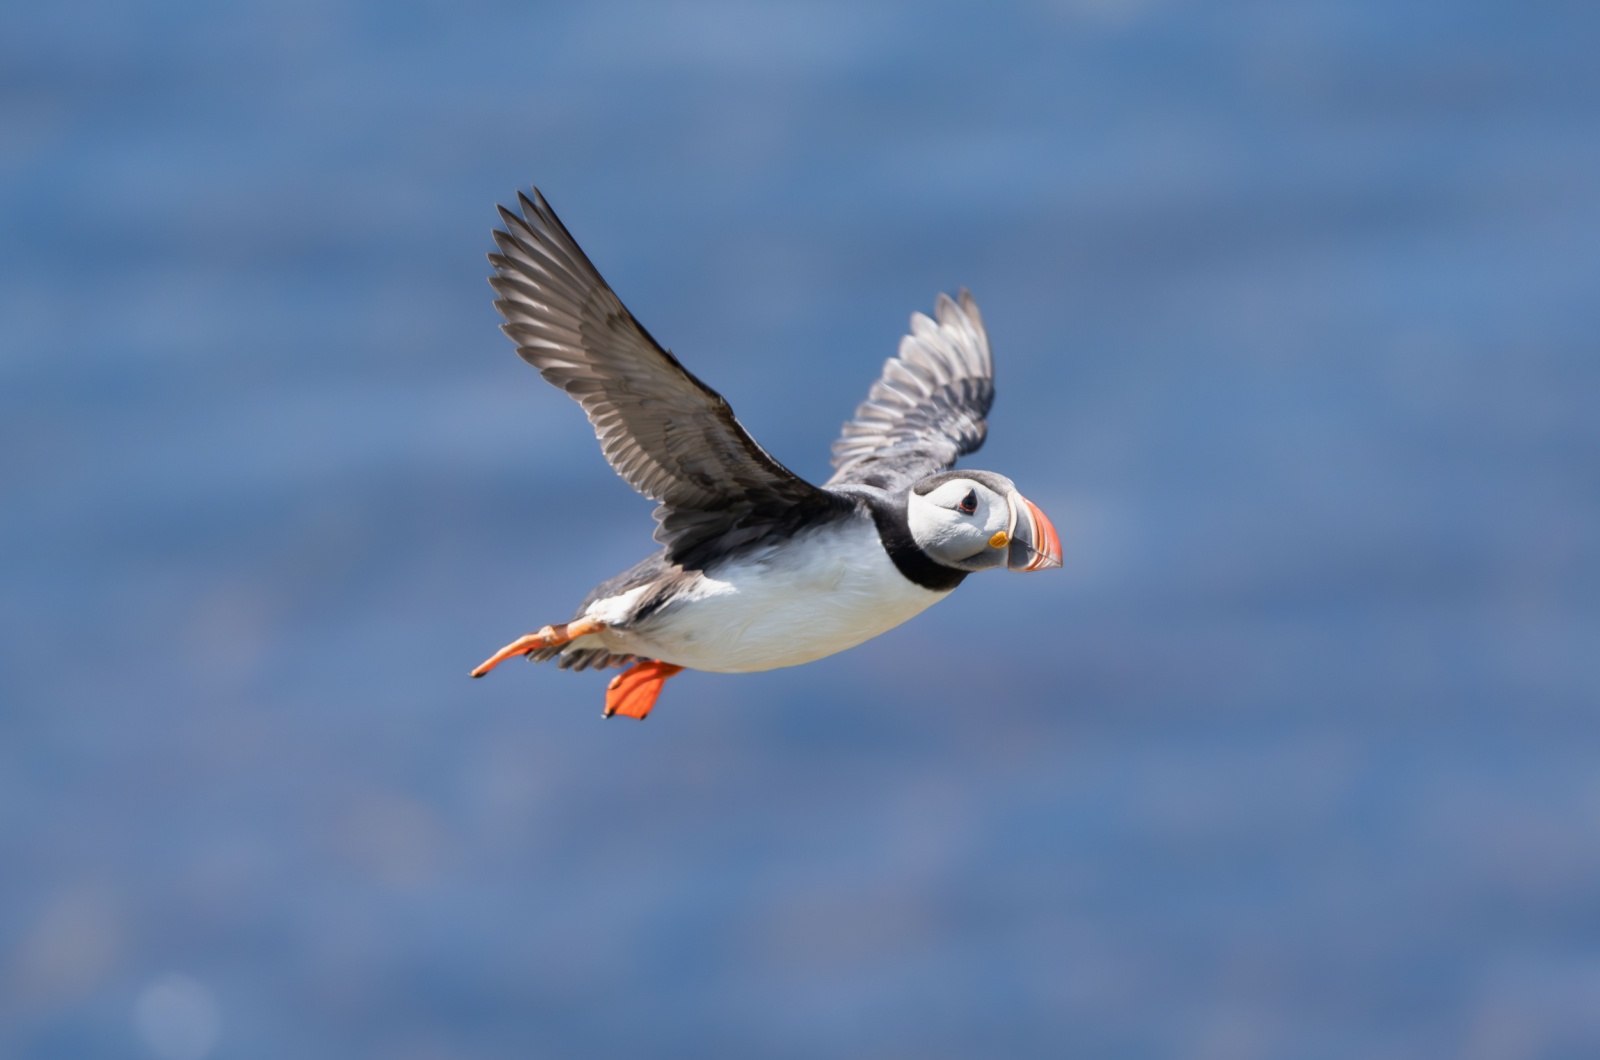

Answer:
[865,494,968,593]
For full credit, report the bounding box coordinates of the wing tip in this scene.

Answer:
[515,187,543,224]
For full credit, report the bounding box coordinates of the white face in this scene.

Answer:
[906,476,1015,572]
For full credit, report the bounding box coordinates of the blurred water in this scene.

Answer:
[3,1,1599,1057]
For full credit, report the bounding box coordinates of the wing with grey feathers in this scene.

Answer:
[490,188,846,567]
[826,290,994,492]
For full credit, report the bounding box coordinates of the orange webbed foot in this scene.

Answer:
[604,660,684,720]
[470,617,605,678]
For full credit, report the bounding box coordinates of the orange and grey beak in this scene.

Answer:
[1006,493,1063,571]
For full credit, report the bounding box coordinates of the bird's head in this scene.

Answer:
[906,470,1062,573]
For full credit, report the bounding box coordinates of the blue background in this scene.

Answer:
[4,1,1599,1057]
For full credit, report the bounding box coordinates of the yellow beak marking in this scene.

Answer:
[989,531,1010,549]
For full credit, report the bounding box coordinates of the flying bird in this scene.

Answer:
[471,188,1062,718]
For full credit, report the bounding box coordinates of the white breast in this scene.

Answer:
[584,517,950,673]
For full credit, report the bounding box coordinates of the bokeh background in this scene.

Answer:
[4,1,1599,1057]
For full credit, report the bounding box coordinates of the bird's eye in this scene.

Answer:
[957,489,978,515]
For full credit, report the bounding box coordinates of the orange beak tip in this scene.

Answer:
[1019,497,1064,571]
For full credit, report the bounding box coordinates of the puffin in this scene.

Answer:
[470,188,1062,719]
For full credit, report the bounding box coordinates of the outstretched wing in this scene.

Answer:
[490,188,844,566]
[826,290,995,492]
